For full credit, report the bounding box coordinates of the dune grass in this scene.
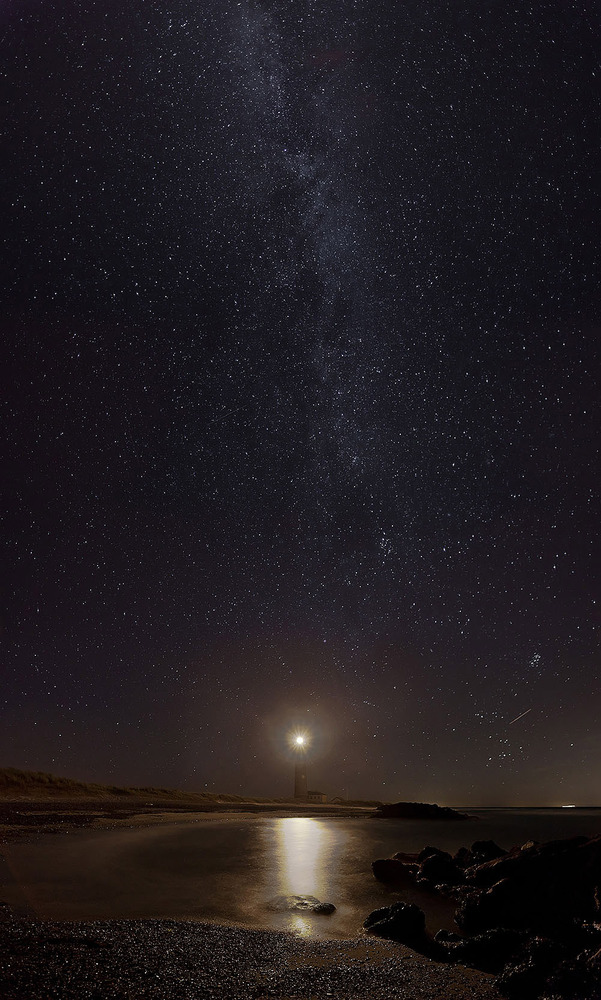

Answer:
[0,767,383,807]
[0,767,263,802]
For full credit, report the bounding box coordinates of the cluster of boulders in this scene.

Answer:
[367,835,601,999]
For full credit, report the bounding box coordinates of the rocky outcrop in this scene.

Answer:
[363,901,433,952]
[371,858,418,886]
[373,801,470,820]
[455,835,601,935]
[368,834,601,999]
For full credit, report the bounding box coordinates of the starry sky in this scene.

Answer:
[2,1,600,806]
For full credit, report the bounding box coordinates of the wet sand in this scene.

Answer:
[0,800,501,998]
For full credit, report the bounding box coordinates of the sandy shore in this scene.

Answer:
[0,798,375,843]
[0,915,502,999]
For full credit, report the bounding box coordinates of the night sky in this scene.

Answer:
[2,1,600,806]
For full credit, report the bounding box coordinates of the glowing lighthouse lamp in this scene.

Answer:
[291,731,309,801]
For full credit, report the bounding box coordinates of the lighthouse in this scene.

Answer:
[292,733,308,800]
[294,758,308,800]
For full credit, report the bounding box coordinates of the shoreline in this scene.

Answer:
[8,803,601,996]
[0,800,504,997]
[0,914,502,999]
[0,798,376,843]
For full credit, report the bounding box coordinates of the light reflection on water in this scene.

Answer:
[275,817,331,896]
[271,817,336,936]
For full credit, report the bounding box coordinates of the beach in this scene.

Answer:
[0,799,503,998]
[0,797,377,843]
[0,914,501,999]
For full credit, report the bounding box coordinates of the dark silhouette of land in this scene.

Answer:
[374,801,470,820]
[0,768,381,837]
[0,769,476,842]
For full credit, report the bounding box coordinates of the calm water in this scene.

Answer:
[3,810,601,938]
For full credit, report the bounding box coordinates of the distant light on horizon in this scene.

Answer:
[295,736,305,746]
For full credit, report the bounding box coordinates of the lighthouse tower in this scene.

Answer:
[294,759,308,800]
[292,733,308,800]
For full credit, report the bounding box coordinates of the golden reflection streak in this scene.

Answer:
[274,818,333,937]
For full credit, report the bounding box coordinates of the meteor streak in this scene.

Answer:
[509,708,532,725]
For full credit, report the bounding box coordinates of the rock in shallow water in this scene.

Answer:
[266,895,336,915]
[375,834,601,998]
[373,801,469,820]
[363,901,427,944]
[372,858,417,886]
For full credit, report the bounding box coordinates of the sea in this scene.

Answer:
[3,809,601,939]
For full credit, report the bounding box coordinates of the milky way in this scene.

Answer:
[2,1,600,804]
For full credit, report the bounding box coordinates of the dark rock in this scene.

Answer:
[453,846,473,868]
[420,851,464,885]
[495,937,562,999]
[439,884,476,904]
[374,801,470,820]
[519,840,539,852]
[467,835,594,889]
[495,957,549,998]
[457,835,601,936]
[372,858,417,886]
[464,850,520,887]
[364,901,427,944]
[546,958,601,1000]
[456,877,544,935]
[392,850,420,863]
[434,928,462,943]
[450,885,479,903]
[455,889,496,934]
[470,840,507,865]
[562,918,601,951]
[266,894,335,914]
[368,834,601,994]
[414,876,437,893]
[444,928,529,974]
[312,902,336,914]
[364,905,397,929]
[418,846,449,862]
